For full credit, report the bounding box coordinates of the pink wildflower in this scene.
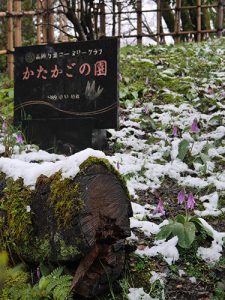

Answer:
[191,119,200,133]
[2,121,6,131]
[36,267,41,280]
[16,133,24,144]
[178,190,185,205]
[172,126,178,137]
[143,105,149,114]
[153,198,165,215]
[186,192,196,210]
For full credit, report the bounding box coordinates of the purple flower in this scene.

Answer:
[16,133,24,144]
[2,121,6,131]
[153,198,165,215]
[178,190,185,205]
[172,126,178,137]
[36,267,41,280]
[191,119,200,133]
[186,192,196,210]
[142,105,149,114]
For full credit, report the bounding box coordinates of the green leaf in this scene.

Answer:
[194,157,203,165]
[131,91,138,99]
[39,262,51,277]
[177,140,190,161]
[202,142,213,155]
[172,222,196,249]
[124,100,134,109]
[208,115,221,125]
[38,277,49,290]
[200,163,207,175]
[200,153,210,164]
[156,224,173,240]
[175,214,186,224]
[8,89,14,99]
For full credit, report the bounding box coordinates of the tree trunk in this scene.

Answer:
[0,159,132,298]
[201,5,211,35]
[160,0,175,38]
[181,0,195,31]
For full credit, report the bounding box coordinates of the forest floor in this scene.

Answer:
[98,38,225,300]
[0,38,225,300]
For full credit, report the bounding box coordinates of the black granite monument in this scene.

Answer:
[14,38,119,154]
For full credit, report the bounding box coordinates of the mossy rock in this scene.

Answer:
[0,157,132,266]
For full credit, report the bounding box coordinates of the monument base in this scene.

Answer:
[22,118,108,155]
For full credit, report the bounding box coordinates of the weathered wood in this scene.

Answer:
[47,0,55,43]
[94,3,99,39]
[0,50,7,55]
[156,0,161,45]
[0,161,132,298]
[100,2,106,37]
[37,0,42,44]
[14,0,22,47]
[42,0,48,43]
[175,0,181,43]
[217,0,224,37]
[112,0,116,36]
[197,0,202,42]
[117,2,122,38]
[137,0,142,45]
[7,0,14,80]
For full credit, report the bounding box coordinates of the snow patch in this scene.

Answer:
[135,237,179,265]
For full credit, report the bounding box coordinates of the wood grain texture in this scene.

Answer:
[0,163,132,298]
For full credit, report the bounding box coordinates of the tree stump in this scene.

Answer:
[0,158,132,298]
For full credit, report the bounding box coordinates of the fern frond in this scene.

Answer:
[48,267,64,279]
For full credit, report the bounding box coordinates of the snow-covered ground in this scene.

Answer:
[0,38,225,299]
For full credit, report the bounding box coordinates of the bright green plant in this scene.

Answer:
[0,79,14,119]
[1,266,73,300]
[156,192,212,249]
[0,251,8,289]
[0,252,73,300]
[0,252,30,300]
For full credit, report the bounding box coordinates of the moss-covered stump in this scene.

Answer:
[0,158,132,298]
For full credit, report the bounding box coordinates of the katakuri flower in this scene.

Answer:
[36,267,41,280]
[172,126,178,137]
[2,121,6,131]
[186,192,196,210]
[16,133,24,144]
[143,105,149,114]
[191,119,200,133]
[178,190,185,205]
[153,198,165,215]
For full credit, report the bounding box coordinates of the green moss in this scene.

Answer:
[48,172,84,229]
[0,265,29,300]
[0,158,130,262]
[79,156,131,200]
[28,237,51,261]
[0,178,33,253]
[58,239,80,260]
